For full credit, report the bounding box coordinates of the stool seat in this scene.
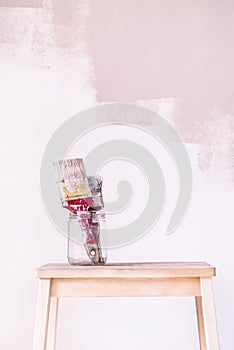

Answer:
[37,261,216,279]
[33,262,219,350]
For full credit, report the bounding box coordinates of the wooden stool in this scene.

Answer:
[33,262,219,350]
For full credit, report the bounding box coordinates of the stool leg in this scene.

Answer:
[33,279,51,350]
[200,278,220,350]
[196,296,207,349]
[46,297,59,350]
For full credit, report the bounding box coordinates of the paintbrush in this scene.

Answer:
[88,176,105,263]
[53,158,99,264]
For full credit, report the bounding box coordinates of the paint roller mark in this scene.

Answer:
[134,100,234,183]
[49,0,89,49]
[0,8,37,45]
[198,109,234,181]
[136,98,181,127]
[0,0,94,89]
[30,0,90,56]
[96,98,181,127]
[0,0,42,8]
[0,0,90,53]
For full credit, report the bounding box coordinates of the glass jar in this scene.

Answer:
[67,212,107,265]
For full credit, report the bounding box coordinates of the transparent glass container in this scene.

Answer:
[67,212,107,265]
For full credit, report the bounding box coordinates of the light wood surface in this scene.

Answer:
[33,262,219,350]
[50,277,201,298]
[33,279,51,350]
[200,278,220,350]
[46,298,58,350]
[196,296,207,349]
[37,262,215,279]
